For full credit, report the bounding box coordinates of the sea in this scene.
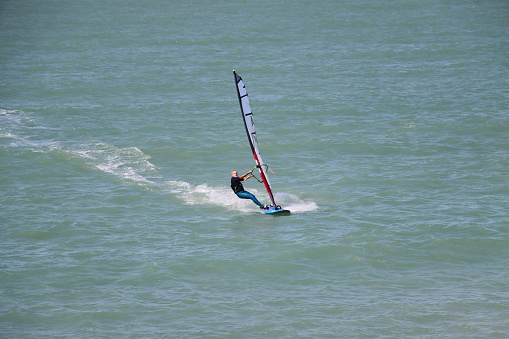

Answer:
[1,0,508,337]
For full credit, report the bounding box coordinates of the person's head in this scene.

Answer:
[231,170,238,177]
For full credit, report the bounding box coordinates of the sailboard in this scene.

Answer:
[233,70,290,215]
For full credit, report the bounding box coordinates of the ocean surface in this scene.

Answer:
[1,0,508,337]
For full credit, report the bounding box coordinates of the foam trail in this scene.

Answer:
[165,181,256,212]
[3,121,318,212]
[165,181,318,213]
[72,143,158,184]
[0,110,34,147]
[274,192,319,213]
[2,110,318,213]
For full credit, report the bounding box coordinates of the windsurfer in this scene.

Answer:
[231,170,268,209]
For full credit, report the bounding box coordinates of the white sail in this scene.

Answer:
[233,70,276,206]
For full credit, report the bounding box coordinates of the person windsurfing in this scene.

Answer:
[231,170,269,209]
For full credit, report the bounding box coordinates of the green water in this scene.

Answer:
[1,0,508,337]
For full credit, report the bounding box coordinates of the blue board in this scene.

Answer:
[261,206,291,215]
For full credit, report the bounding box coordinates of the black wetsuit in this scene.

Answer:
[231,176,245,194]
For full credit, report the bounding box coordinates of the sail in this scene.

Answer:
[233,70,276,206]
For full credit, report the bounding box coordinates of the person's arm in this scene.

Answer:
[240,170,253,181]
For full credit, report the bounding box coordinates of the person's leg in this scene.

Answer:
[236,191,264,208]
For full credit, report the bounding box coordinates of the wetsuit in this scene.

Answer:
[231,176,264,208]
